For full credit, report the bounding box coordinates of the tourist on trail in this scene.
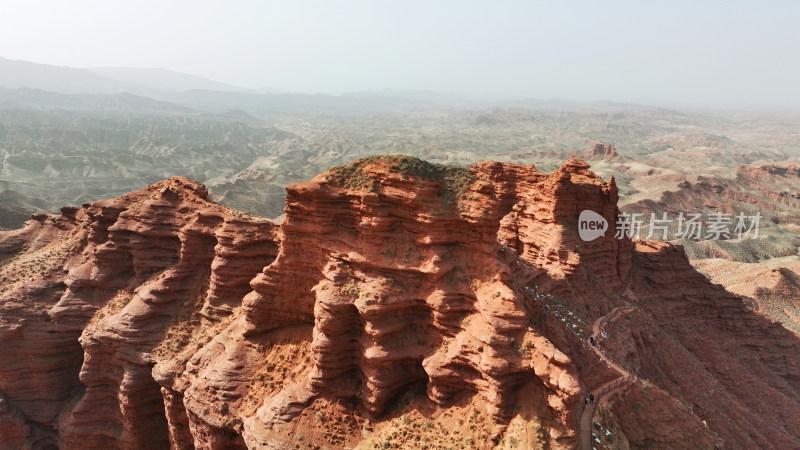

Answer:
[589,394,594,403]
[590,336,595,345]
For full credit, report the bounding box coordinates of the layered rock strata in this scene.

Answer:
[1,156,799,449]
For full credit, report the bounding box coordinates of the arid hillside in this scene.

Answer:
[1,155,798,449]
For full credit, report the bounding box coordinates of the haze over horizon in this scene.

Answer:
[1,0,799,110]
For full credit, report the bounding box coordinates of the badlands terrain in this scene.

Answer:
[1,61,800,448]
[0,155,798,449]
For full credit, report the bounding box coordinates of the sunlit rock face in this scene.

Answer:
[1,156,799,449]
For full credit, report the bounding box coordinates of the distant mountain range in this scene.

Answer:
[0,57,263,97]
[0,57,640,116]
[0,57,492,116]
[0,57,150,95]
[90,66,250,93]
[0,87,197,114]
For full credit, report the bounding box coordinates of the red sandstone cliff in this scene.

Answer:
[1,156,798,449]
[585,143,619,160]
[0,177,278,448]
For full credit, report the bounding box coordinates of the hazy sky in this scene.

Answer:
[1,0,798,108]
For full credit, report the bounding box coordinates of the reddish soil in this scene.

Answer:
[0,156,799,449]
